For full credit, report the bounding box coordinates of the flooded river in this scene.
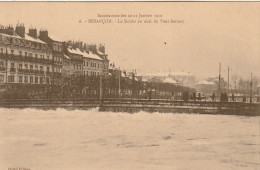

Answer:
[0,108,259,170]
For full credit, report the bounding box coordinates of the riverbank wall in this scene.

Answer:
[0,98,259,116]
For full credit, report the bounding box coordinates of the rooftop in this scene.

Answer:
[143,71,193,77]
[163,77,178,84]
[197,80,215,85]
[0,32,46,44]
[24,34,46,44]
[48,34,62,42]
[68,47,103,61]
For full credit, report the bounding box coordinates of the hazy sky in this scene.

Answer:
[0,2,259,79]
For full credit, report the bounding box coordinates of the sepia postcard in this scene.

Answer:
[0,2,259,170]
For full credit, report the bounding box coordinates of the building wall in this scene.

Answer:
[83,57,103,76]
[70,53,83,76]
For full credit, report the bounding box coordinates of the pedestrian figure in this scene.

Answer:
[232,93,235,102]
[148,89,152,100]
[171,90,175,100]
[183,91,189,102]
[198,93,201,101]
[211,93,216,102]
[224,92,228,102]
[220,92,226,102]
[193,92,196,101]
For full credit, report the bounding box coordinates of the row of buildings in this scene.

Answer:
[0,24,109,87]
[0,24,195,99]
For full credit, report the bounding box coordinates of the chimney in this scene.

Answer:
[39,29,48,42]
[29,28,37,39]
[0,25,4,34]
[15,24,25,38]
[3,25,14,36]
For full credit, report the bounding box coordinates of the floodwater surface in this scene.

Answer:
[0,108,259,170]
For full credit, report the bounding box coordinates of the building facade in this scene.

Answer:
[0,25,53,87]
[82,51,103,77]
[38,30,63,85]
[0,24,110,99]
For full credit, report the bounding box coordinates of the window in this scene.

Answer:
[40,77,43,84]
[35,77,38,84]
[24,76,28,83]
[35,65,38,70]
[0,48,3,54]
[11,63,14,68]
[40,66,43,71]
[24,64,28,69]
[19,64,22,69]
[0,62,4,68]
[19,51,22,56]
[8,76,14,82]
[25,52,27,56]
[47,67,50,72]
[19,76,23,83]
[0,75,4,82]
[87,62,88,67]
[30,65,33,70]
[11,50,14,55]
[35,54,38,58]
[83,61,85,66]
[30,76,33,83]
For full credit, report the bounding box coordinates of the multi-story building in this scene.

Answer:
[64,47,83,76]
[63,46,104,77]
[0,25,53,87]
[38,30,63,85]
[97,50,109,77]
[82,51,103,77]
[0,24,110,99]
